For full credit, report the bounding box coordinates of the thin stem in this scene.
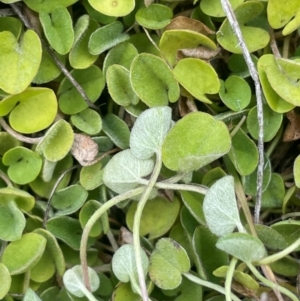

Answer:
[133,153,163,301]
[10,3,98,111]
[80,187,146,291]
[230,115,246,137]
[265,124,283,157]
[225,257,238,301]
[247,263,299,301]
[106,229,119,252]
[43,165,79,227]
[254,236,300,265]
[220,0,264,224]
[0,170,13,187]
[269,27,281,58]
[0,118,42,144]
[183,272,242,301]
[282,34,292,59]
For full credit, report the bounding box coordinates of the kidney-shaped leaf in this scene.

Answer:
[219,76,251,111]
[130,53,180,107]
[89,21,129,55]
[63,265,99,297]
[103,149,154,194]
[216,233,266,262]
[159,29,216,66]
[106,65,139,106]
[130,106,172,159]
[200,0,244,17]
[126,196,180,240]
[203,176,242,237]
[23,288,42,301]
[173,58,220,104]
[52,184,88,216]
[36,120,74,162]
[88,0,135,17]
[2,233,47,275]
[135,4,173,29]
[149,238,190,290]
[23,0,77,13]
[217,1,269,54]
[0,88,57,134]
[0,30,42,94]
[112,244,149,284]
[3,147,42,185]
[0,201,25,241]
[0,263,11,299]
[39,6,74,55]
[162,112,231,172]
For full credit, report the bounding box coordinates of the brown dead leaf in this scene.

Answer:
[166,16,215,36]
[178,45,221,61]
[283,109,300,142]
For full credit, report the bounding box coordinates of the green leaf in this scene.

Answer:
[0,132,21,156]
[88,0,135,17]
[267,0,300,33]
[0,30,42,94]
[51,185,88,216]
[130,106,172,159]
[216,233,266,262]
[103,149,154,194]
[0,17,22,39]
[219,76,251,111]
[103,42,138,75]
[200,0,244,17]
[106,65,139,106]
[63,265,99,297]
[217,1,269,54]
[71,108,102,135]
[228,53,258,78]
[126,196,180,239]
[149,238,190,290]
[3,147,42,185]
[112,244,149,286]
[46,216,94,250]
[69,15,99,69]
[33,47,66,84]
[227,128,258,176]
[0,201,25,241]
[258,54,294,113]
[102,113,130,149]
[23,0,78,13]
[130,53,180,107]
[0,187,35,211]
[135,4,173,29]
[36,120,74,162]
[243,154,272,196]
[294,155,300,188]
[2,233,47,275]
[192,226,228,284]
[89,21,130,55]
[259,54,300,107]
[79,200,103,237]
[261,173,285,208]
[159,29,217,66]
[58,65,105,114]
[33,228,66,276]
[162,112,231,172]
[203,176,242,237]
[173,58,220,104]
[180,191,205,225]
[202,167,227,187]
[0,88,57,134]
[30,248,55,282]
[39,7,74,55]
[269,256,299,277]
[247,104,282,142]
[0,263,11,299]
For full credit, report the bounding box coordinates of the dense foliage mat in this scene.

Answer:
[0,0,299,301]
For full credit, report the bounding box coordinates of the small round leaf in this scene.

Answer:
[88,0,135,17]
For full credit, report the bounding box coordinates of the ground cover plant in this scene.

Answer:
[0,0,300,300]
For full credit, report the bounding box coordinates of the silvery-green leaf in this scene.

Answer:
[130,106,172,159]
[203,176,242,237]
[103,149,154,194]
[63,265,99,298]
[112,244,149,284]
[23,288,42,301]
[216,233,266,262]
